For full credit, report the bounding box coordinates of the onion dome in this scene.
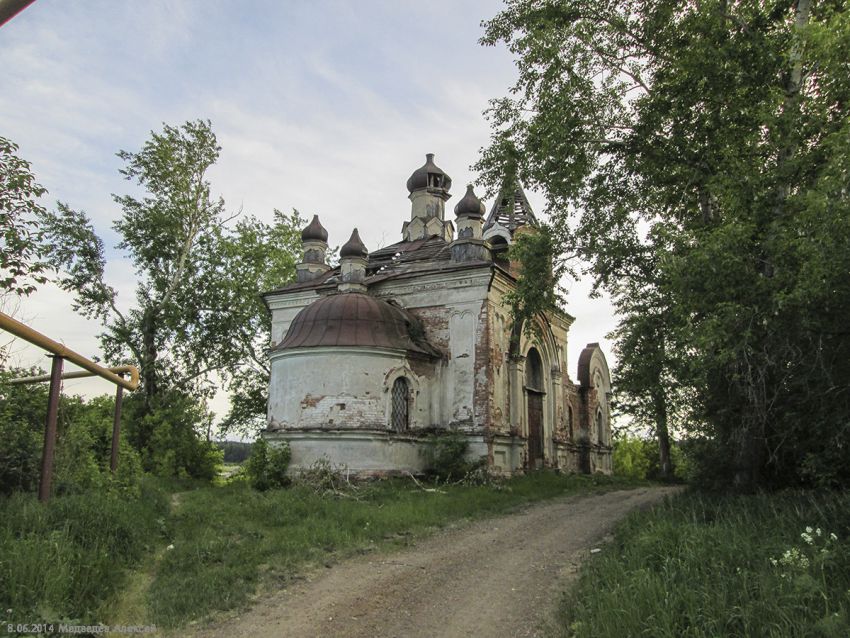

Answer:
[406,153,452,193]
[276,292,441,357]
[340,228,368,258]
[301,215,328,242]
[454,184,485,218]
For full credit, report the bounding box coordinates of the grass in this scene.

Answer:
[556,489,850,638]
[146,471,641,628]
[0,470,643,632]
[0,478,169,628]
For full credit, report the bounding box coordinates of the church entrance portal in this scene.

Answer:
[525,348,545,469]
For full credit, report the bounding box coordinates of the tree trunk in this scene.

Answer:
[141,307,159,410]
[653,389,673,481]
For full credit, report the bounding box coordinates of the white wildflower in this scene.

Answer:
[830,533,838,541]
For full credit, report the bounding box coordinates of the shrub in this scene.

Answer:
[0,369,48,495]
[122,389,222,481]
[245,438,291,490]
[421,431,485,481]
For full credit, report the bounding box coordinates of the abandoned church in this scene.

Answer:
[262,154,612,475]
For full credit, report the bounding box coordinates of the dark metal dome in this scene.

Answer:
[340,228,368,258]
[406,153,452,193]
[301,215,328,242]
[454,184,485,218]
[276,292,440,356]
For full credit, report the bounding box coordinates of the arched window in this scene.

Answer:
[525,347,544,392]
[596,407,604,445]
[567,405,574,440]
[391,377,409,432]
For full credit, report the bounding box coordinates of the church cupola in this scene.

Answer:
[402,153,455,243]
[338,228,368,293]
[454,184,485,240]
[295,215,331,282]
[451,184,490,263]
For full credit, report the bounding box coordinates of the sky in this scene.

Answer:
[0,0,616,435]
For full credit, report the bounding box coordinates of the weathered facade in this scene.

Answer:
[263,154,613,475]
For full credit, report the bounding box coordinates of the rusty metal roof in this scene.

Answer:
[263,235,495,298]
[275,292,441,357]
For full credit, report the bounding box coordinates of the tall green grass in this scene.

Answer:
[557,490,850,637]
[0,478,169,626]
[148,472,641,627]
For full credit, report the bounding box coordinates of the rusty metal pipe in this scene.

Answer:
[38,356,63,502]
[110,385,124,473]
[8,365,140,388]
[0,312,138,390]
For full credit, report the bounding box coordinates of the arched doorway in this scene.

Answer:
[525,347,545,469]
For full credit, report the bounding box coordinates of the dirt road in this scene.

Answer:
[190,486,679,638]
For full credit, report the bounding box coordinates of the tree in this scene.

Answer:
[0,136,47,296]
[185,207,303,435]
[478,0,850,488]
[39,120,302,465]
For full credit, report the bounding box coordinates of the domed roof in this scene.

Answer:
[454,184,485,218]
[301,215,328,242]
[406,153,452,193]
[276,292,441,356]
[340,228,368,258]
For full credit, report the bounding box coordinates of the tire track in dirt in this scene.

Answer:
[190,486,680,638]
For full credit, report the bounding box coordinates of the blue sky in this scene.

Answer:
[1,0,615,429]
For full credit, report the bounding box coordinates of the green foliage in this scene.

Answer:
[0,478,169,626]
[479,0,850,489]
[0,371,143,497]
[244,438,291,491]
[421,432,485,481]
[504,225,565,340]
[558,490,850,637]
[612,437,652,481]
[0,369,47,495]
[612,435,688,482]
[216,440,253,464]
[122,388,222,481]
[38,120,303,446]
[0,136,48,296]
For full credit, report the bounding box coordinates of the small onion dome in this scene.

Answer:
[454,184,485,218]
[301,215,328,242]
[406,153,452,193]
[340,228,368,258]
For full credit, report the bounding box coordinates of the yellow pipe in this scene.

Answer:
[9,365,140,388]
[0,311,139,391]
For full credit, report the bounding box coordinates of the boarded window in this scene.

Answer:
[391,377,409,432]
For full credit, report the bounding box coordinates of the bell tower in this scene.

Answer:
[402,153,454,242]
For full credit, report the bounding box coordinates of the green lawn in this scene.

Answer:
[557,490,850,637]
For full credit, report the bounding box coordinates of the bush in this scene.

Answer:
[0,369,48,495]
[0,373,144,497]
[245,438,291,490]
[123,389,222,481]
[421,431,485,481]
